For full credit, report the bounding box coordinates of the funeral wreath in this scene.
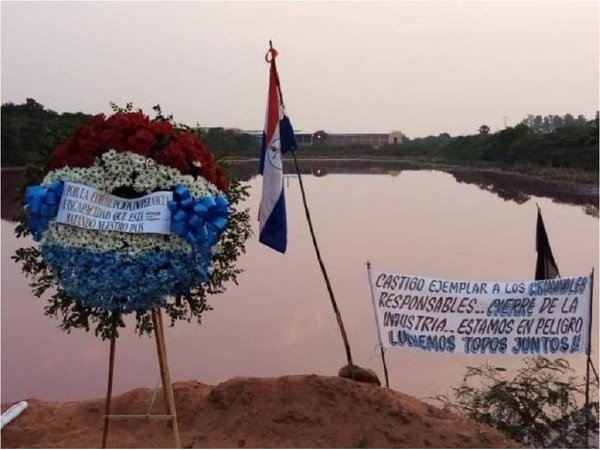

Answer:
[13,105,252,339]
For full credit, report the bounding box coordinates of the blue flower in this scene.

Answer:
[41,244,208,312]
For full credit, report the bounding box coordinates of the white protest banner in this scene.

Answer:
[56,182,173,234]
[369,269,591,356]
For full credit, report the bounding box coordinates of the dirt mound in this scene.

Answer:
[1,375,520,448]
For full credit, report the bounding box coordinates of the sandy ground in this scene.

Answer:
[1,374,520,448]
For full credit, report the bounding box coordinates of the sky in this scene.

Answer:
[1,1,598,138]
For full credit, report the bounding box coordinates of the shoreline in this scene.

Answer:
[4,158,598,186]
[2,162,597,223]
[224,156,599,186]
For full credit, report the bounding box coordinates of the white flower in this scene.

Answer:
[43,221,191,254]
[40,150,227,253]
[44,150,223,198]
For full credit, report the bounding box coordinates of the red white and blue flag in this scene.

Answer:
[259,46,297,253]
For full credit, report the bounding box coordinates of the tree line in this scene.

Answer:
[391,112,598,172]
[0,99,258,167]
[2,99,598,175]
[2,99,92,167]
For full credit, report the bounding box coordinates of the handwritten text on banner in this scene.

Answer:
[55,182,173,234]
[371,270,591,355]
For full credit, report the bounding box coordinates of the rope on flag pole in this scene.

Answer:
[585,267,595,440]
[267,40,355,371]
[590,359,599,384]
[366,261,390,388]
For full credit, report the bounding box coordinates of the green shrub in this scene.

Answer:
[434,357,599,448]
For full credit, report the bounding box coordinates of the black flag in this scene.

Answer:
[535,207,560,280]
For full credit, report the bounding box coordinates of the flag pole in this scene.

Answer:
[366,261,390,388]
[268,40,355,371]
[584,268,595,447]
[585,268,594,408]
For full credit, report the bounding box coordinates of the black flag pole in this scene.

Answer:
[534,206,597,442]
[267,40,355,372]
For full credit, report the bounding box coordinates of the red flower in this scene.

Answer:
[97,128,124,151]
[155,142,190,174]
[126,129,156,157]
[48,110,229,191]
[150,120,173,138]
[48,142,70,170]
[90,113,106,125]
[67,151,95,168]
[77,138,101,156]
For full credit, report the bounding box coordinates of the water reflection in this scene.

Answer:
[1,168,598,404]
[450,170,531,204]
[2,162,598,221]
[226,160,598,217]
[1,169,24,222]
[449,169,599,216]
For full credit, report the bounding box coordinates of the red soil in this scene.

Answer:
[1,375,520,448]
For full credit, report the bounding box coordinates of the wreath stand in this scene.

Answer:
[101,309,181,448]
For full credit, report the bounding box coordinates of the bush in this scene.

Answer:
[434,356,599,448]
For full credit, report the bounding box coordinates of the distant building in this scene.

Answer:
[245,129,406,148]
[318,133,388,147]
[244,130,314,146]
[389,130,405,145]
[295,133,314,146]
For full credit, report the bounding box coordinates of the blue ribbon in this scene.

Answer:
[25,181,64,241]
[25,180,228,283]
[168,184,229,281]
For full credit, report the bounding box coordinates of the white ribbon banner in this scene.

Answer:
[55,181,173,234]
[370,270,591,355]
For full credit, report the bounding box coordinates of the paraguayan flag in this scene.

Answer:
[258,48,297,253]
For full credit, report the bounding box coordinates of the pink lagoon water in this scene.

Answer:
[2,167,598,403]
